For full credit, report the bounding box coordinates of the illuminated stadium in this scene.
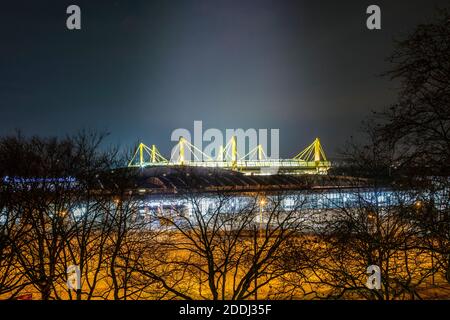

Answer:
[128,136,331,175]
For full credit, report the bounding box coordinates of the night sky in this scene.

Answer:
[1,0,448,158]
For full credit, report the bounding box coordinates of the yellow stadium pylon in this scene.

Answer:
[128,137,330,175]
[293,137,327,162]
[128,142,168,167]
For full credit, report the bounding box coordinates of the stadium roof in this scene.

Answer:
[126,166,370,196]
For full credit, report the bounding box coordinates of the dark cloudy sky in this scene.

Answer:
[0,0,448,158]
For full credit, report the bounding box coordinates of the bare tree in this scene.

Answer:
[0,177,30,298]
[377,8,450,174]
[124,169,314,300]
[374,8,450,288]
[0,132,117,299]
